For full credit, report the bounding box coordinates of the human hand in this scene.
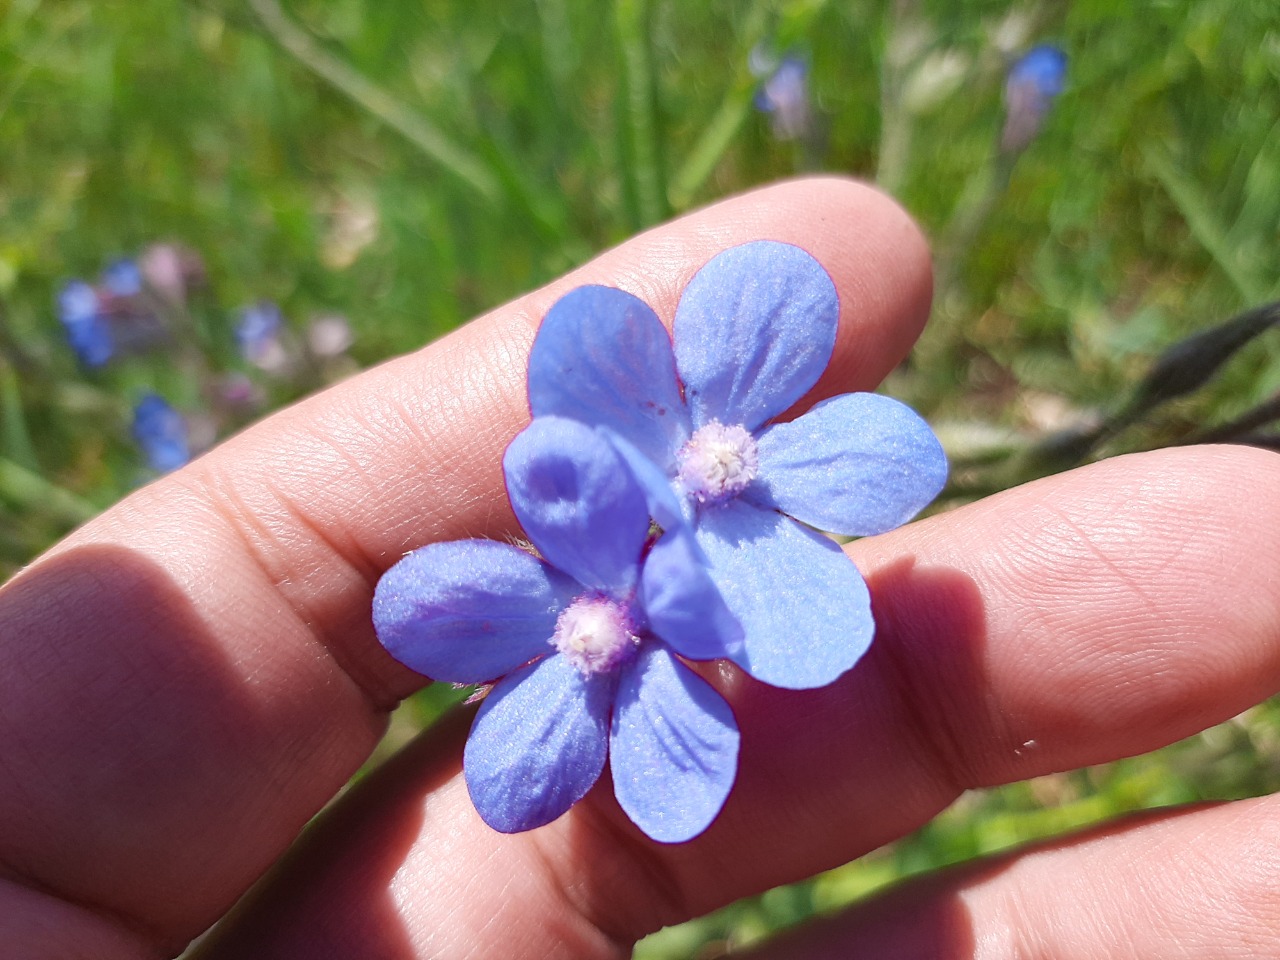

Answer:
[2,179,1278,959]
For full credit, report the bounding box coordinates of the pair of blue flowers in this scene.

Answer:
[373,241,947,843]
[57,260,150,369]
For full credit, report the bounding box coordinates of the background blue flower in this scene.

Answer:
[374,416,742,842]
[101,258,144,298]
[527,240,948,690]
[753,55,811,142]
[1001,44,1068,153]
[56,280,113,368]
[131,393,190,473]
[235,301,286,368]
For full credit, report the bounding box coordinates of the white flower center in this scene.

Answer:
[675,421,760,504]
[551,595,639,676]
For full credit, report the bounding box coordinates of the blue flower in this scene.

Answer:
[132,393,190,473]
[101,258,144,298]
[1001,44,1067,153]
[753,55,811,141]
[373,417,742,842]
[235,301,286,369]
[56,280,114,368]
[526,240,948,690]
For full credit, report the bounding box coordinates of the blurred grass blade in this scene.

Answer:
[668,85,755,212]
[614,0,668,228]
[1144,145,1265,304]
[0,457,97,527]
[668,0,773,211]
[0,362,39,471]
[247,0,501,204]
[0,4,87,126]
[934,149,1017,302]
[480,139,569,244]
[875,0,922,197]
[0,300,38,377]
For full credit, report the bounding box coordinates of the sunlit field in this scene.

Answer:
[3,1,1279,954]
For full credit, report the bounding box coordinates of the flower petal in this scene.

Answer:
[465,654,615,833]
[673,241,839,432]
[505,416,651,593]
[641,528,744,662]
[373,540,577,684]
[528,285,691,467]
[601,427,691,532]
[694,500,873,689]
[611,643,739,843]
[746,392,948,536]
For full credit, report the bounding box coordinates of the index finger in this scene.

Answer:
[0,178,933,954]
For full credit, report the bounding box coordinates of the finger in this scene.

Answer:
[195,445,1280,959]
[0,178,932,952]
[734,794,1280,959]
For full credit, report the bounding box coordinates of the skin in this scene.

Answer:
[1,178,1278,959]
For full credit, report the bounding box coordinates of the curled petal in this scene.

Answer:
[641,528,743,663]
[505,417,651,593]
[674,241,839,432]
[373,540,576,683]
[528,285,690,467]
[465,654,615,833]
[601,428,691,532]
[611,644,739,843]
[747,392,948,536]
[695,500,873,690]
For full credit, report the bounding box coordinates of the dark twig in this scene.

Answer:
[1187,393,1280,445]
[1020,299,1280,470]
[1119,300,1280,420]
[1216,432,1280,453]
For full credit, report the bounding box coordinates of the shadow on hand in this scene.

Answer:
[0,543,415,958]
[192,709,471,959]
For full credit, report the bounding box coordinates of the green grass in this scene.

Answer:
[2,0,1279,954]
